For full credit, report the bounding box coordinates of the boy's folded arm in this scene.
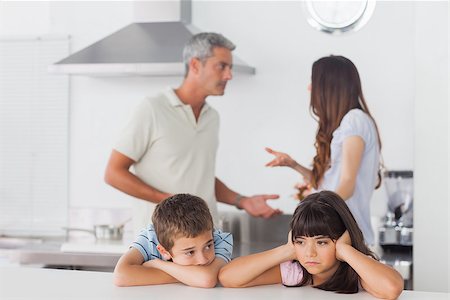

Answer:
[219,244,293,288]
[113,248,179,287]
[150,257,226,288]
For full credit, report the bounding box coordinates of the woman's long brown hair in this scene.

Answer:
[289,191,377,293]
[309,55,382,189]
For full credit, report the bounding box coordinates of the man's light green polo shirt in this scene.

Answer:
[115,88,219,234]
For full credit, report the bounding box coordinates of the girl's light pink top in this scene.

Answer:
[280,261,303,286]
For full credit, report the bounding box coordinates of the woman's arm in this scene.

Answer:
[113,248,178,286]
[148,258,226,288]
[219,242,296,288]
[265,147,312,182]
[334,136,365,200]
[336,232,404,300]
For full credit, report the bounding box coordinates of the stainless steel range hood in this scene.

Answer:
[49,1,255,76]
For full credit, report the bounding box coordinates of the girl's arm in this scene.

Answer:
[334,136,365,200]
[113,248,178,286]
[336,232,404,300]
[219,239,296,288]
[265,147,312,182]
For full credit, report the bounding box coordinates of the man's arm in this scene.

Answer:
[215,178,281,218]
[113,248,178,286]
[104,150,171,203]
[147,258,226,288]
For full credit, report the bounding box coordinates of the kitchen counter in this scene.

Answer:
[0,233,283,271]
[0,236,124,271]
[0,212,293,270]
[0,266,447,300]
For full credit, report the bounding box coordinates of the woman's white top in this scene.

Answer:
[320,109,380,245]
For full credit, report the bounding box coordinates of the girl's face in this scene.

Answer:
[293,235,340,282]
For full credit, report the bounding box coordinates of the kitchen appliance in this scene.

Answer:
[378,170,413,247]
[49,0,255,76]
[63,225,123,240]
[378,170,413,289]
[63,218,130,241]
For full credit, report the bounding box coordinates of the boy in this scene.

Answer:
[113,194,233,288]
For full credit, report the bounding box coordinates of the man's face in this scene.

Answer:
[168,230,215,266]
[195,47,233,96]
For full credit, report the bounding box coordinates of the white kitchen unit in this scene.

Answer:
[0,266,448,300]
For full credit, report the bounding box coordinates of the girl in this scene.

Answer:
[219,191,403,300]
[265,55,382,245]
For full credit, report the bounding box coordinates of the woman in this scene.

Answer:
[266,55,381,245]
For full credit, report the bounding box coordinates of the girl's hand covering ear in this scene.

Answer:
[286,230,292,245]
[335,230,352,262]
[285,231,297,260]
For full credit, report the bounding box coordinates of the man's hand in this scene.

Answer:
[240,194,282,218]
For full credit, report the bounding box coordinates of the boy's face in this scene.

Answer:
[160,230,215,266]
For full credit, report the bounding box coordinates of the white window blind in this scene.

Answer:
[0,36,69,236]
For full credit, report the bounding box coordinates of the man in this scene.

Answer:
[105,32,281,234]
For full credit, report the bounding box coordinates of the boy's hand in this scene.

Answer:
[335,230,352,262]
[149,258,225,288]
[143,258,163,269]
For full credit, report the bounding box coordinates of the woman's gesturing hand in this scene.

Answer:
[265,147,297,168]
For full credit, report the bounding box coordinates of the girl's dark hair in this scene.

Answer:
[289,191,377,293]
[309,55,382,189]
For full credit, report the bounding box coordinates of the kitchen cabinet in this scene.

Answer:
[0,236,122,271]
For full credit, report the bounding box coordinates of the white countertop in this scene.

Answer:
[0,266,448,300]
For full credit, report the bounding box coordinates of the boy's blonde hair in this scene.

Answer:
[152,194,213,251]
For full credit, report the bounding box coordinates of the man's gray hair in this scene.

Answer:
[183,32,235,75]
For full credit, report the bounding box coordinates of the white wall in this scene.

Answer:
[192,1,415,216]
[413,1,449,293]
[0,1,50,35]
[0,0,448,292]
